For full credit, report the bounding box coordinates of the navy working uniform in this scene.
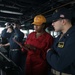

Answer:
[1,24,13,56]
[9,27,24,66]
[46,8,75,75]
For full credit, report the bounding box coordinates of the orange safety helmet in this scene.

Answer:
[32,14,46,25]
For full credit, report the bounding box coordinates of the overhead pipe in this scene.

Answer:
[0,10,23,15]
[42,0,75,15]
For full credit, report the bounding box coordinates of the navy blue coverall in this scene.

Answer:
[46,26,75,75]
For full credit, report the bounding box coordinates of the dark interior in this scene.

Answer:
[0,0,75,29]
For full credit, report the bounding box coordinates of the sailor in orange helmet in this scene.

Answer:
[22,14,53,75]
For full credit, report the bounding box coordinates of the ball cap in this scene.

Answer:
[52,8,72,22]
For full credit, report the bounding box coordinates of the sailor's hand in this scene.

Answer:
[13,23,17,29]
[0,44,5,47]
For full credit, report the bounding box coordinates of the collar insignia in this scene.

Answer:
[58,42,64,48]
